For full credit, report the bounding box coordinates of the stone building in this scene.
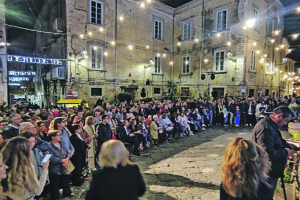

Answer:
[35,0,295,106]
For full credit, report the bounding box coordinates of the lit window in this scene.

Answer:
[214,50,225,71]
[90,0,103,25]
[90,45,103,69]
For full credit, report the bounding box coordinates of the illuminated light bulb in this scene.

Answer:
[243,26,247,30]
[194,38,199,43]
[110,41,115,46]
[274,30,280,35]
[119,16,124,21]
[253,42,257,46]
[260,58,265,63]
[99,27,104,32]
[227,41,231,46]
[93,46,98,50]
[163,53,166,58]
[80,34,84,39]
[296,7,300,13]
[204,58,208,63]
[88,32,92,36]
[177,42,181,46]
[140,2,145,8]
[292,34,299,39]
[288,49,292,53]
[146,0,152,3]
[275,68,278,72]
[169,61,173,65]
[104,51,108,56]
[157,53,161,57]
[128,45,133,50]
[82,49,87,55]
[216,33,221,38]
[185,60,189,65]
[145,45,150,49]
[270,39,275,43]
[0,42,5,46]
[275,47,280,51]
[280,70,283,73]
[256,50,261,54]
[280,44,285,49]
[264,54,268,57]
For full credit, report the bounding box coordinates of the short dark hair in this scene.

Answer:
[20,131,35,139]
[102,115,108,120]
[273,106,297,119]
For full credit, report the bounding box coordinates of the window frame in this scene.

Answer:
[214,50,226,72]
[89,45,104,70]
[253,7,259,31]
[215,9,228,31]
[153,19,163,40]
[250,50,256,71]
[89,0,103,26]
[182,55,190,74]
[154,56,162,74]
[182,21,192,40]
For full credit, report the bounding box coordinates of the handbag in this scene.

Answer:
[62,160,75,175]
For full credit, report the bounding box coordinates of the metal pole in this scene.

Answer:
[199,0,205,97]
[114,0,118,101]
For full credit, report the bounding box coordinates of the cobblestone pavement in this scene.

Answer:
[65,126,292,200]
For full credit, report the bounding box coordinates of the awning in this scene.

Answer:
[57,99,86,104]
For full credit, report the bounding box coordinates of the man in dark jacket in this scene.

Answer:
[95,115,112,167]
[2,113,22,140]
[119,120,140,156]
[252,106,297,199]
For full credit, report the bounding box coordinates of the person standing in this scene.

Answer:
[252,106,297,199]
[2,113,22,140]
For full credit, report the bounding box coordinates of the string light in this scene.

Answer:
[194,38,199,43]
[274,30,280,36]
[204,58,208,63]
[119,15,124,21]
[99,27,104,32]
[93,46,98,50]
[288,49,292,53]
[260,58,265,63]
[256,50,261,54]
[79,34,84,39]
[185,60,189,65]
[296,7,300,13]
[177,42,181,46]
[146,0,152,3]
[275,47,280,51]
[140,2,145,8]
[270,39,275,43]
[216,33,221,38]
[156,53,160,57]
[264,54,268,57]
[280,44,285,49]
[253,41,257,46]
[110,41,115,46]
[104,51,108,56]
[145,45,150,49]
[292,34,299,39]
[169,61,173,65]
[88,31,92,36]
[226,41,231,46]
[163,53,166,58]
[128,45,133,50]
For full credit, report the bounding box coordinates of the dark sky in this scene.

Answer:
[5,0,300,60]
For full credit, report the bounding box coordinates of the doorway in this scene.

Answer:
[212,88,224,99]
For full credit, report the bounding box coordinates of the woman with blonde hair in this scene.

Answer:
[86,140,146,200]
[1,136,49,200]
[221,137,270,200]
[0,153,9,200]
[84,116,96,171]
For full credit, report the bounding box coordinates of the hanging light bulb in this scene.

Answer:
[145,45,150,49]
[253,41,257,46]
[177,42,181,46]
[274,30,280,36]
[226,41,231,46]
[110,41,115,46]
[93,46,98,51]
[99,27,104,32]
[275,47,280,51]
[169,61,173,65]
[216,33,221,38]
[288,49,292,53]
[194,38,199,43]
[79,34,84,39]
[163,53,166,58]
[185,60,189,65]
[270,39,275,43]
[128,45,133,50]
[140,2,145,8]
[204,58,208,63]
[146,0,152,3]
[280,44,285,49]
[292,34,299,39]
[104,51,108,56]
[256,50,261,54]
[88,31,92,36]
[156,53,161,57]
[119,15,124,21]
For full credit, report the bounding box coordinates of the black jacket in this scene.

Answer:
[86,164,146,200]
[96,122,112,145]
[252,115,288,178]
[2,125,19,140]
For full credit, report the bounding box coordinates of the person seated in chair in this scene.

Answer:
[119,120,140,156]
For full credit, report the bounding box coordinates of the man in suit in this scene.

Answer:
[119,120,140,156]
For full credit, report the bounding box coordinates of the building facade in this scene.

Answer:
[35,0,296,106]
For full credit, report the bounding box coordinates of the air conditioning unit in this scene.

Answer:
[53,18,64,32]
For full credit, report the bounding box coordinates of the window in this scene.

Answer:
[91,88,102,96]
[181,87,190,96]
[216,10,227,31]
[266,59,271,73]
[154,20,163,40]
[253,8,259,30]
[249,89,255,97]
[90,0,103,25]
[153,88,161,94]
[182,55,190,74]
[214,50,225,71]
[154,56,161,74]
[183,21,191,40]
[265,89,269,96]
[250,50,256,71]
[90,46,103,69]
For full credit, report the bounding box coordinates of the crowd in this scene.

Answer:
[0,94,299,199]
